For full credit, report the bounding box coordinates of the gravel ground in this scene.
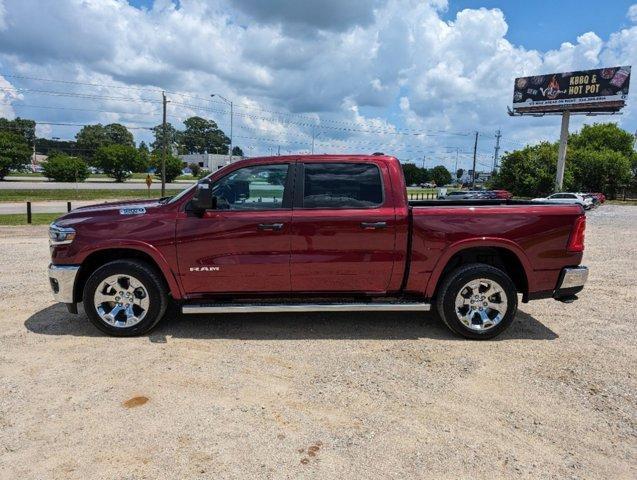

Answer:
[0,205,635,479]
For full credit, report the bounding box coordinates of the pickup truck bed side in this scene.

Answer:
[406,205,583,299]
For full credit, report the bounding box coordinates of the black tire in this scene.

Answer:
[435,263,518,340]
[82,259,168,337]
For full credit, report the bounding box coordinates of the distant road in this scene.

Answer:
[0,180,193,190]
[0,200,117,214]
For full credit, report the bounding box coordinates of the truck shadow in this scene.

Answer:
[25,304,557,341]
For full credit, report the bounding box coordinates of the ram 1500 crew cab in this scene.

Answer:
[48,154,588,339]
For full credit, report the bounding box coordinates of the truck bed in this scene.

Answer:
[408,199,557,207]
[403,201,585,299]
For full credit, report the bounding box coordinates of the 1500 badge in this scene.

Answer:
[190,266,220,272]
[119,207,146,215]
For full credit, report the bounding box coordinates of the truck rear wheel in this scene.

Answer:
[82,259,168,337]
[436,263,517,339]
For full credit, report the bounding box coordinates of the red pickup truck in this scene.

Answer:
[48,154,588,339]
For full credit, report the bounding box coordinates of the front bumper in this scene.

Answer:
[554,266,588,301]
[48,264,80,304]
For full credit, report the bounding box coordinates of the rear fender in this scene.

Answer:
[424,238,532,298]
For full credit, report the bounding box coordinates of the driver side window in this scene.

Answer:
[211,164,290,210]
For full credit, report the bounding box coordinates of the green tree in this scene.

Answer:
[182,116,230,154]
[570,148,631,199]
[151,123,182,153]
[402,163,422,185]
[93,145,147,182]
[0,117,36,145]
[35,138,79,156]
[232,145,244,157]
[151,154,183,183]
[42,154,90,182]
[456,168,464,180]
[104,123,134,147]
[0,131,31,180]
[493,142,574,197]
[430,165,452,186]
[570,123,635,158]
[75,123,134,162]
[138,141,150,169]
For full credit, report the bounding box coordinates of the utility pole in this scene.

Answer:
[311,126,321,154]
[555,111,570,192]
[277,145,281,156]
[161,91,167,197]
[422,155,426,169]
[229,100,233,162]
[493,129,502,171]
[453,147,460,179]
[471,131,479,189]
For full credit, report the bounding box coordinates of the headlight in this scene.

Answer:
[49,224,76,245]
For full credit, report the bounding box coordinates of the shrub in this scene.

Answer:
[42,154,90,182]
[188,163,201,177]
[151,154,184,183]
[93,144,147,182]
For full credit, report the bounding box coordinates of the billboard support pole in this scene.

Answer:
[555,110,570,192]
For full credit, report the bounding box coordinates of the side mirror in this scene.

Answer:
[191,180,217,214]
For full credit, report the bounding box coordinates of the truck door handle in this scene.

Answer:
[360,221,387,230]
[258,223,284,231]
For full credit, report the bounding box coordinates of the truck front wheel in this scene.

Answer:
[82,259,168,336]
[436,263,518,339]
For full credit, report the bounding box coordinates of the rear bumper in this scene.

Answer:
[553,266,588,300]
[48,264,80,304]
[527,266,588,302]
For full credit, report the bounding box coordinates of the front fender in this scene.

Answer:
[76,240,184,300]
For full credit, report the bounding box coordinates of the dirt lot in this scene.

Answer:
[0,205,635,479]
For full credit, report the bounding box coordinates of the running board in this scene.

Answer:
[182,302,431,314]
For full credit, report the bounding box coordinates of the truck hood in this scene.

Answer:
[52,199,166,227]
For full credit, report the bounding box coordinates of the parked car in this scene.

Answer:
[590,192,606,203]
[581,193,600,207]
[438,190,486,199]
[492,189,513,200]
[532,192,593,210]
[48,154,588,340]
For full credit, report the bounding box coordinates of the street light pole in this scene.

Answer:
[161,91,168,197]
[211,94,233,163]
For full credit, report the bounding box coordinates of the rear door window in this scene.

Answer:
[302,163,383,209]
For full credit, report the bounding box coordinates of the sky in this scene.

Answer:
[0,0,636,172]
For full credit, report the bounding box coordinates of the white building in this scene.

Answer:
[178,153,243,172]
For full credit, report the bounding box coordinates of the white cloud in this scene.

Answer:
[0,74,20,118]
[0,0,634,168]
[628,4,637,22]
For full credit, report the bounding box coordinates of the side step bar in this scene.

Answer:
[182,302,431,315]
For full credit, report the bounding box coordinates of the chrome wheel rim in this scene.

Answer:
[93,274,149,328]
[454,278,508,331]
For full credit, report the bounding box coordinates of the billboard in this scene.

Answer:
[512,66,630,114]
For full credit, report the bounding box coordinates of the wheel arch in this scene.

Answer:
[426,240,531,301]
[73,246,183,303]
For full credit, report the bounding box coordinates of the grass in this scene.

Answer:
[6,172,196,181]
[0,189,183,202]
[606,199,637,206]
[0,212,60,225]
